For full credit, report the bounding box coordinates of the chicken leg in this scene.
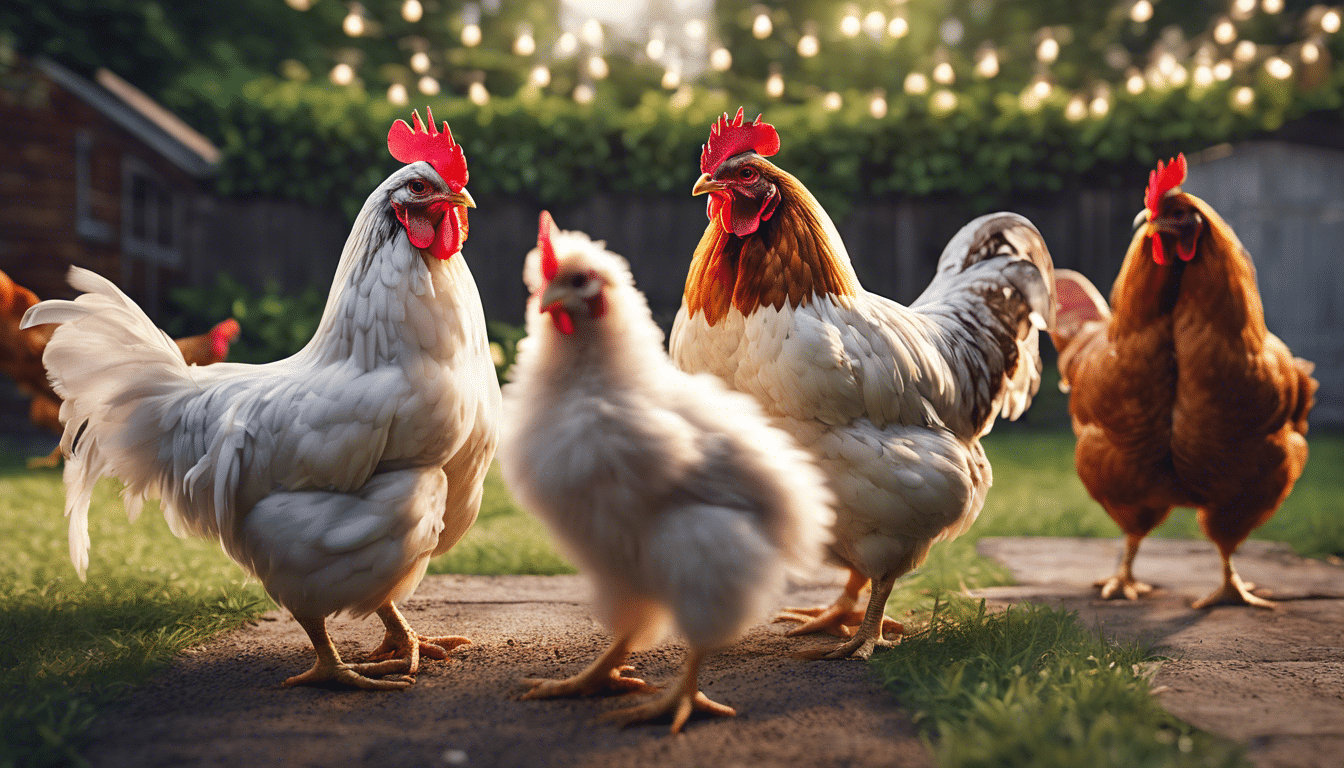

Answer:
[597,649,735,734]
[1097,533,1155,600]
[776,568,903,641]
[521,630,656,700]
[801,572,902,660]
[363,602,471,674]
[1191,552,1274,609]
[283,615,412,690]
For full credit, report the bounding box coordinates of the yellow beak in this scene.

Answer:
[538,282,570,314]
[692,173,727,197]
[452,188,477,209]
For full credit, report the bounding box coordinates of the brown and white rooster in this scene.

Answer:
[22,109,500,689]
[670,109,1056,659]
[501,213,832,731]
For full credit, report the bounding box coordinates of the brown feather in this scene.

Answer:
[684,167,858,326]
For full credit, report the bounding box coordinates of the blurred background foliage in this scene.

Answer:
[2,0,1343,220]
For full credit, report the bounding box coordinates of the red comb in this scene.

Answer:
[387,107,469,192]
[700,107,780,175]
[1144,153,1187,220]
[538,211,558,282]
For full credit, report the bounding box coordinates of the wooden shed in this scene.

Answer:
[0,56,219,317]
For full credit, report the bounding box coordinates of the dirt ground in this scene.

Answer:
[974,537,1344,768]
[79,538,1344,768]
[81,572,932,768]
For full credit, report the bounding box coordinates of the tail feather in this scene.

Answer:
[22,268,199,579]
[913,213,1057,431]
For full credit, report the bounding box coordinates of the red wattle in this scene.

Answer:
[1150,233,1167,265]
[548,309,574,335]
[431,206,463,260]
[1177,239,1196,261]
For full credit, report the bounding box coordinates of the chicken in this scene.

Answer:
[669,109,1055,660]
[500,212,833,732]
[2,269,239,468]
[1051,154,1316,608]
[21,108,500,689]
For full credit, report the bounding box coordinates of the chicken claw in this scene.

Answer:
[286,615,411,691]
[1097,574,1154,601]
[777,570,902,643]
[596,651,733,734]
[362,603,470,675]
[521,664,654,699]
[1191,560,1275,609]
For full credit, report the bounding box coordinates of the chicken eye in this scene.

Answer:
[739,167,757,181]
[408,180,428,195]
[571,273,588,288]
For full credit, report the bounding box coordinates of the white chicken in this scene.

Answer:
[500,212,833,732]
[670,109,1056,659]
[22,108,500,690]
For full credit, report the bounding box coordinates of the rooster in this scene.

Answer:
[2,269,239,468]
[21,108,500,689]
[1051,154,1316,608]
[500,213,833,732]
[669,109,1055,659]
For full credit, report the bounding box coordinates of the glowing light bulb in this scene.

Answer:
[933,62,955,85]
[1232,86,1255,110]
[1156,52,1176,76]
[975,48,999,78]
[1262,0,1283,13]
[798,34,819,57]
[1265,56,1293,79]
[387,83,408,105]
[401,0,423,23]
[1065,95,1087,121]
[662,67,681,89]
[469,82,489,105]
[588,55,609,80]
[863,11,886,37]
[822,91,842,111]
[710,47,732,71]
[869,93,888,119]
[343,11,364,37]
[556,33,578,56]
[515,33,536,56]
[573,83,595,105]
[410,51,430,73]
[284,0,312,10]
[417,75,439,95]
[1033,78,1052,99]
[1130,0,1154,23]
[1323,10,1341,34]
[1214,60,1234,80]
[1302,41,1321,64]
[1126,70,1146,94]
[646,38,665,60]
[1169,63,1188,86]
[670,85,693,109]
[766,71,784,98]
[1089,94,1110,117]
[1234,40,1256,62]
[582,19,604,47]
[330,63,354,85]
[1231,0,1256,20]
[1194,64,1215,87]
[904,72,929,95]
[930,89,958,115]
[462,24,482,47]
[684,19,707,40]
[888,16,909,38]
[841,13,861,38]
[1214,19,1236,45]
[1037,37,1059,63]
[1020,87,1044,112]
[753,13,772,39]
[529,65,550,88]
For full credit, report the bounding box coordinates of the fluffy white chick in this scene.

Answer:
[499,212,834,733]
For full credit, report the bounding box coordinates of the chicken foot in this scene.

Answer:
[1191,554,1275,609]
[283,615,412,691]
[520,631,656,699]
[597,649,734,734]
[363,602,470,674]
[776,569,902,640]
[801,572,902,661]
[1097,534,1155,601]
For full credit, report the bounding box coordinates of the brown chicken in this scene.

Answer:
[1,268,239,467]
[1051,154,1317,608]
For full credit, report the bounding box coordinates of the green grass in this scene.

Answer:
[0,431,1339,768]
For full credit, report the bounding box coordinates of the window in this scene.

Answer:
[75,130,112,242]
[121,157,179,265]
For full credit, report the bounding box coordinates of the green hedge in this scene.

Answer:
[170,67,1344,222]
